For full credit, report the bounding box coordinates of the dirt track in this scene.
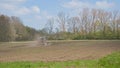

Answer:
[0,40,120,62]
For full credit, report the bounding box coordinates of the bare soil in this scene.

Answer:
[0,40,120,62]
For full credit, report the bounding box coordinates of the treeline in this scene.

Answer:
[44,8,120,40]
[0,8,120,41]
[0,14,39,42]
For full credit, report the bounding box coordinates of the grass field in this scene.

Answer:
[0,40,120,68]
[0,60,99,68]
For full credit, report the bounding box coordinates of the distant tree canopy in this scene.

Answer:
[0,15,15,42]
[43,8,120,40]
[0,8,120,42]
[0,14,39,42]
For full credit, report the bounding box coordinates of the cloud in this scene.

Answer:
[16,7,31,15]
[0,0,26,4]
[62,0,115,9]
[41,11,53,19]
[62,0,91,9]
[0,3,16,10]
[0,0,40,15]
[35,15,41,19]
[96,1,115,8]
[31,6,40,13]
[15,6,40,15]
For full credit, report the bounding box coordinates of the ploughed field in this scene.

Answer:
[0,40,120,62]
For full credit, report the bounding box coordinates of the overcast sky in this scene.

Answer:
[0,0,119,30]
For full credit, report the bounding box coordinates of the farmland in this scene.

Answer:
[0,40,120,68]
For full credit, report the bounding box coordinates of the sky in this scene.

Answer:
[0,0,120,30]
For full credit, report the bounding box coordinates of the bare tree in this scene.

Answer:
[91,9,98,35]
[57,12,68,32]
[68,16,80,33]
[79,8,90,37]
[46,18,54,34]
[116,12,120,39]
[110,11,119,37]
